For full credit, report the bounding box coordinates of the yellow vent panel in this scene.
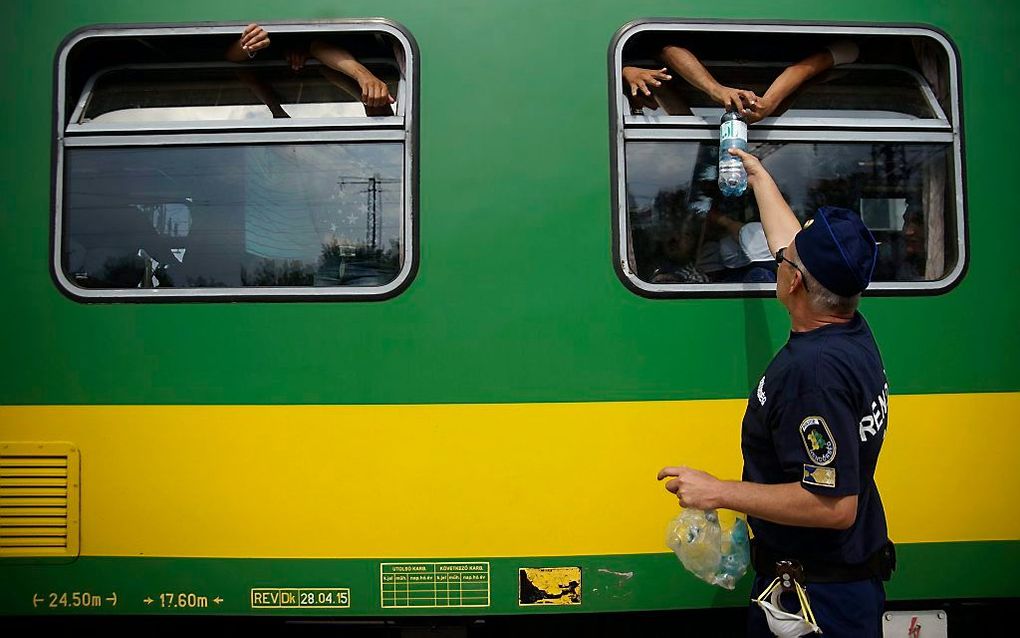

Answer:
[0,442,79,558]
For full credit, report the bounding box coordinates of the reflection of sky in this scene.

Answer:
[752,143,820,217]
[244,144,402,260]
[625,142,700,206]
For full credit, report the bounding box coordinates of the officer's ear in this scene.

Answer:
[780,271,800,298]
[792,270,807,295]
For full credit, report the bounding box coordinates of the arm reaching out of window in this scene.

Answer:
[660,45,760,114]
[747,41,859,123]
[622,66,672,97]
[225,24,287,117]
[226,23,270,62]
[309,40,395,108]
[729,148,801,254]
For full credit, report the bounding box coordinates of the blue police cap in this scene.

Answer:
[793,206,878,297]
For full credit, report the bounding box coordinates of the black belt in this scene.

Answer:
[751,539,896,584]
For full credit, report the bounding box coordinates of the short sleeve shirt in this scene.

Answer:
[741,313,889,565]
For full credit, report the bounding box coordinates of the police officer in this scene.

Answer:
[658,148,893,637]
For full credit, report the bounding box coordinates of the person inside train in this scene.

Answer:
[873,205,927,281]
[622,39,859,120]
[226,23,395,116]
[704,209,777,283]
[648,215,711,284]
[63,203,179,288]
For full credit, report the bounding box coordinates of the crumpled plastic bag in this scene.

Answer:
[666,508,750,590]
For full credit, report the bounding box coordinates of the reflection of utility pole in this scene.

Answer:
[336,175,399,252]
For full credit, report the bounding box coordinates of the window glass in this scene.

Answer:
[625,141,953,284]
[62,143,403,289]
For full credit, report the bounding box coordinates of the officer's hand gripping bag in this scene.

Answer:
[665,508,750,590]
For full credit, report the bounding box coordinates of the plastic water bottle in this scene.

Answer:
[717,517,750,588]
[665,509,750,590]
[718,111,748,197]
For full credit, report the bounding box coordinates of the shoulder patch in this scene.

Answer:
[802,464,836,488]
[799,416,837,466]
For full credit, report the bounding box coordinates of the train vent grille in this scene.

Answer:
[0,442,80,558]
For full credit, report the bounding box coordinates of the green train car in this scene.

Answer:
[1,0,1018,628]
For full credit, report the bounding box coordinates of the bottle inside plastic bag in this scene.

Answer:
[666,508,750,590]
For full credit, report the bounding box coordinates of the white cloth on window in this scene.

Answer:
[739,222,773,262]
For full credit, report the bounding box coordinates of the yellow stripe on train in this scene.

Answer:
[1,393,1018,559]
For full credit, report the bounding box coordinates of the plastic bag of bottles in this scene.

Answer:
[665,508,750,590]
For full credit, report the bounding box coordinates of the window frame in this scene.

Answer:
[609,21,967,298]
[52,20,419,302]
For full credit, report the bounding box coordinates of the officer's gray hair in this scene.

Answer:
[793,254,860,315]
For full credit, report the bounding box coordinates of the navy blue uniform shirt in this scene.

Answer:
[741,313,889,565]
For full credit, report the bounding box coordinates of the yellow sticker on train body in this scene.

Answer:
[519,567,582,606]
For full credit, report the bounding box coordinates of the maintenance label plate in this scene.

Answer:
[250,587,351,609]
[380,562,490,608]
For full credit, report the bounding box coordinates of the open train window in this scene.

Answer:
[73,64,403,127]
[611,23,965,297]
[54,22,417,301]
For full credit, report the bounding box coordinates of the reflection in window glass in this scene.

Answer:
[63,143,403,289]
[625,142,953,285]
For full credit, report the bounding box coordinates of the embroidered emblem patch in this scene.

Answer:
[802,464,836,488]
[799,416,837,466]
[757,376,767,406]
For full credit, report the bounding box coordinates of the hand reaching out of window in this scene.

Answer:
[710,85,760,115]
[225,24,270,62]
[357,73,395,108]
[623,66,672,97]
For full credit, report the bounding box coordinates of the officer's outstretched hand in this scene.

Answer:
[657,466,725,510]
[728,148,771,189]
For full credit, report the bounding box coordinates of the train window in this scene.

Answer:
[611,24,965,297]
[54,22,417,301]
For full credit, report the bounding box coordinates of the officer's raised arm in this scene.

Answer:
[656,169,888,634]
[728,148,801,256]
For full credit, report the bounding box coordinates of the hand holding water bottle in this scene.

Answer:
[727,147,770,189]
[718,111,748,197]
